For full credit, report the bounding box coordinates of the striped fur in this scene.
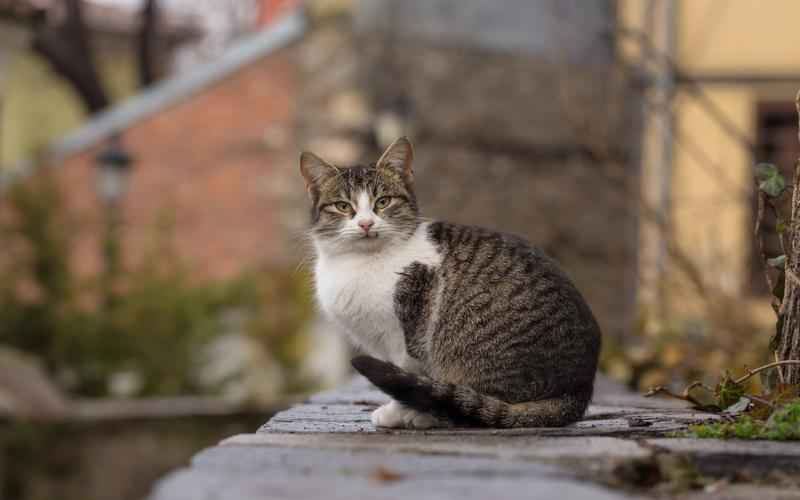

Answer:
[302,138,602,428]
[351,355,592,427]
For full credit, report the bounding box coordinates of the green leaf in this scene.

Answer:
[716,372,745,409]
[777,220,787,235]
[756,163,786,197]
[768,255,787,269]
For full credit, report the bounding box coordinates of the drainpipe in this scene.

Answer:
[655,0,676,316]
[642,0,677,317]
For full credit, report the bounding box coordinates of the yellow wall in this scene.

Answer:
[618,0,800,319]
[1,48,137,167]
[670,87,753,297]
[678,0,800,75]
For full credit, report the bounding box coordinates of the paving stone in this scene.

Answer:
[260,377,718,436]
[223,433,652,461]
[260,403,375,433]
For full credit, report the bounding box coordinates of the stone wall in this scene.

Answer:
[0,411,270,500]
[296,16,642,340]
[355,0,615,63]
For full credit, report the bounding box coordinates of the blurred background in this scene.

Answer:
[0,0,799,498]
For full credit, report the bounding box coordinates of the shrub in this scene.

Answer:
[0,173,313,398]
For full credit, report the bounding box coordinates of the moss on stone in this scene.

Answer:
[686,400,800,440]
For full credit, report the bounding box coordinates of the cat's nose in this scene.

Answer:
[358,220,374,233]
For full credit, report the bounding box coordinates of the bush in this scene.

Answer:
[0,173,313,398]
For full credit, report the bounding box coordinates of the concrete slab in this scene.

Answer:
[151,444,636,500]
[222,433,652,461]
[259,380,718,437]
[647,438,800,477]
[148,376,800,500]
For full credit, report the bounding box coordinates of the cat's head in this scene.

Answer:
[300,137,419,255]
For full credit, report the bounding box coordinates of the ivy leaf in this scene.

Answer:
[756,163,786,197]
[716,372,745,409]
[768,255,787,269]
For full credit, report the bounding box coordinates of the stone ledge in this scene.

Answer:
[258,375,712,437]
[148,377,800,500]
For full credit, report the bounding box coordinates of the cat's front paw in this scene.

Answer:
[371,400,442,429]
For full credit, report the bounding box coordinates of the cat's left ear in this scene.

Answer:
[300,151,338,194]
[376,137,414,183]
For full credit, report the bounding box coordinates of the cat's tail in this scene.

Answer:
[351,355,590,428]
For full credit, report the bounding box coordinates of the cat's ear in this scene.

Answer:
[299,151,338,193]
[376,137,414,182]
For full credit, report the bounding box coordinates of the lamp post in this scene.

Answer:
[95,139,132,308]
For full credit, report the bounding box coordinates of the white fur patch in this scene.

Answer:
[371,400,443,429]
[313,222,441,368]
[354,191,372,224]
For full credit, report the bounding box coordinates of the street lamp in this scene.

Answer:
[95,141,132,205]
[94,139,133,308]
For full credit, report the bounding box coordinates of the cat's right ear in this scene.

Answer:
[376,137,414,182]
[300,152,337,195]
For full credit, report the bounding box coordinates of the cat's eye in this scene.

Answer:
[334,201,352,213]
[374,197,392,210]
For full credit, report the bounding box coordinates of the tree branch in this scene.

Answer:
[30,0,109,114]
[733,359,800,385]
[138,0,159,88]
[755,191,774,291]
[774,91,800,383]
[31,31,109,113]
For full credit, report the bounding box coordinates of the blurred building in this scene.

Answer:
[305,0,641,341]
[0,0,201,166]
[0,0,299,167]
[0,14,303,281]
[619,0,800,323]
[0,1,643,345]
[0,0,798,393]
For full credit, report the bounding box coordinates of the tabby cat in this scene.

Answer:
[300,138,601,429]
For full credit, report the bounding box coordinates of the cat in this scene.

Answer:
[300,137,601,429]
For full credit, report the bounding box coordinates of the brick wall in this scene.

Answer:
[49,49,301,281]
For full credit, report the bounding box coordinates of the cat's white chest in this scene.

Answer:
[314,223,441,365]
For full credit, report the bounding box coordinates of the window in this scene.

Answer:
[749,102,800,295]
